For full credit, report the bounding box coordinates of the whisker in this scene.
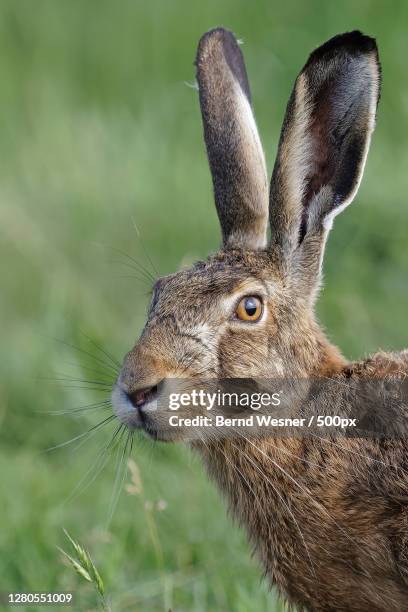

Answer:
[79,330,122,371]
[47,385,112,393]
[61,360,117,381]
[112,256,154,284]
[108,260,154,285]
[116,274,156,287]
[131,217,159,276]
[38,399,112,416]
[52,371,114,384]
[103,244,155,283]
[106,428,132,526]
[45,414,116,452]
[50,337,119,376]
[63,423,124,505]
[129,430,134,456]
[66,415,117,458]
[40,376,113,387]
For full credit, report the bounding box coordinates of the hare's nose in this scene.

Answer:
[126,382,161,410]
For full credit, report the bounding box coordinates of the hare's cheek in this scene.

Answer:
[217,328,270,377]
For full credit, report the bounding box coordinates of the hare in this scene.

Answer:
[112,29,408,611]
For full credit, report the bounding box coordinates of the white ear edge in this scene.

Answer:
[234,79,268,193]
[228,76,269,249]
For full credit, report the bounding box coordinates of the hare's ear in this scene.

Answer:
[196,28,268,250]
[269,31,380,275]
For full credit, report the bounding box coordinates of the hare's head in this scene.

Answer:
[112,29,380,440]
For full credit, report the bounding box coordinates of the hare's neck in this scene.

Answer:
[314,334,347,375]
[193,436,322,594]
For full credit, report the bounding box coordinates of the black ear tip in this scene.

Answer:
[306,31,378,67]
[333,30,377,52]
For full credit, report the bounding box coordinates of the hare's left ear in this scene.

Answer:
[196,28,268,250]
[269,31,381,283]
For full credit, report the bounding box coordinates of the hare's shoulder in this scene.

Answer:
[343,350,408,378]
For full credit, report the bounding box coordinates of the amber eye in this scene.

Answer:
[235,296,263,322]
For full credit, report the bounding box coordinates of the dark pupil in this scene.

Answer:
[244,297,258,317]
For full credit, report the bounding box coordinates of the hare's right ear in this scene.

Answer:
[196,28,268,250]
[269,32,380,282]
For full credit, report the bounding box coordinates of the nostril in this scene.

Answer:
[127,384,158,409]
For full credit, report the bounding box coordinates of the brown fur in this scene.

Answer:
[196,353,408,611]
[112,30,408,611]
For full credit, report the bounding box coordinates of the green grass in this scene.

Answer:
[1,1,408,610]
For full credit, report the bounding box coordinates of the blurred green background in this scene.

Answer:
[1,1,407,610]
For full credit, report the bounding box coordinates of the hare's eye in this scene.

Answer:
[235,296,263,322]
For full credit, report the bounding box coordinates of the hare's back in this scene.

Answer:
[347,350,408,378]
